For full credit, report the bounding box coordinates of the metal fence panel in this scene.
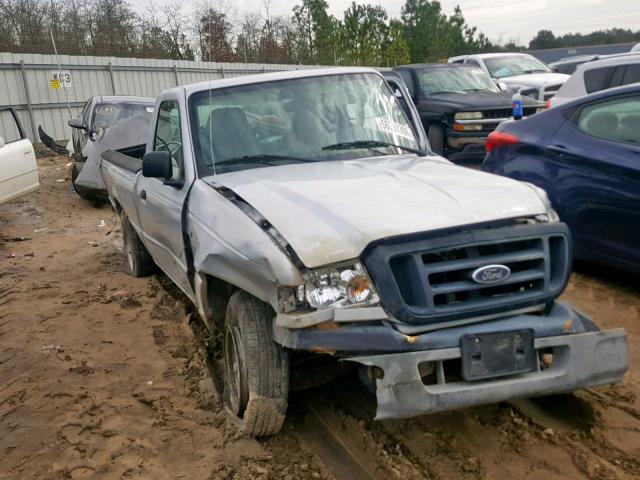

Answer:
[0,52,319,142]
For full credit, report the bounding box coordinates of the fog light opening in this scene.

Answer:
[539,348,554,370]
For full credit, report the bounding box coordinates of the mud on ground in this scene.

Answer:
[1,155,639,479]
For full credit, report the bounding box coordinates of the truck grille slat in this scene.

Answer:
[482,108,537,120]
[363,223,572,325]
[430,269,545,295]
[423,247,544,274]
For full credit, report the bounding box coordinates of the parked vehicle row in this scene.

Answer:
[99,67,628,437]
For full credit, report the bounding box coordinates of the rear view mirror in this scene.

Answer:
[0,136,4,148]
[142,151,172,179]
[68,118,86,130]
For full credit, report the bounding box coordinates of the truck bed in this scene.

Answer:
[101,148,144,232]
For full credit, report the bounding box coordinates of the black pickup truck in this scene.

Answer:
[387,64,545,162]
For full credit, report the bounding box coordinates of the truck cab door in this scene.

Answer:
[136,99,194,298]
[0,107,39,205]
[381,72,429,152]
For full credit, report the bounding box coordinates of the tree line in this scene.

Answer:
[529,28,640,50]
[0,0,494,65]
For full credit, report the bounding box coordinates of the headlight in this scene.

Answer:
[544,206,560,223]
[524,182,560,223]
[519,88,538,98]
[298,263,379,310]
[455,111,483,120]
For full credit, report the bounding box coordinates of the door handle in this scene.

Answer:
[547,144,572,155]
[139,189,147,200]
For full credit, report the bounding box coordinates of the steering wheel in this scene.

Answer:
[156,137,183,157]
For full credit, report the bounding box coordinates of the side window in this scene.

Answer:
[584,67,615,94]
[397,70,415,97]
[576,95,640,145]
[0,108,24,144]
[465,59,481,67]
[621,64,640,86]
[154,101,183,180]
[609,66,625,88]
[82,99,92,127]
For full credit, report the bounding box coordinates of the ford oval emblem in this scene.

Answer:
[471,264,511,284]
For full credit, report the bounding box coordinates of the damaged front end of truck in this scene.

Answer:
[269,218,628,420]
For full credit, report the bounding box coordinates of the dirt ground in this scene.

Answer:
[1,155,639,480]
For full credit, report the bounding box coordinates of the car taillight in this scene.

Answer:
[545,100,551,109]
[486,131,519,153]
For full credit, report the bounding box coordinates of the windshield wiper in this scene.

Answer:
[218,153,316,167]
[322,140,424,156]
[430,90,465,94]
[463,88,492,92]
[522,69,548,74]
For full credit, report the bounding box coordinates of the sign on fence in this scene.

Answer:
[49,70,72,89]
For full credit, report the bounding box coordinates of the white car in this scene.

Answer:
[448,53,569,101]
[550,53,640,107]
[0,107,38,205]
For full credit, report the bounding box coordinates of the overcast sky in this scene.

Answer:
[191,0,640,45]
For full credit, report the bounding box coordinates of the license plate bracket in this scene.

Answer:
[461,329,536,381]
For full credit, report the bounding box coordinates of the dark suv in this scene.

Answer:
[389,64,544,162]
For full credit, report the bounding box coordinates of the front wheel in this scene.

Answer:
[223,290,289,436]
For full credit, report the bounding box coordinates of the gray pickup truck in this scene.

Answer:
[101,67,628,437]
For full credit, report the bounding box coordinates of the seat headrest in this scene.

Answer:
[207,107,249,133]
[586,111,618,137]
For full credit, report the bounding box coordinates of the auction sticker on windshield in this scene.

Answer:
[364,117,414,141]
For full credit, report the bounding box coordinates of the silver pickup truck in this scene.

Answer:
[101,67,628,437]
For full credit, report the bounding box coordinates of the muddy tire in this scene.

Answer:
[428,124,445,156]
[120,211,155,277]
[223,290,289,437]
[71,162,80,184]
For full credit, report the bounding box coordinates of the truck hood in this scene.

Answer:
[205,156,548,268]
[500,72,569,87]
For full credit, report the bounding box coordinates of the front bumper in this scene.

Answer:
[274,301,628,419]
[445,130,488,162]
[349,329,628,419]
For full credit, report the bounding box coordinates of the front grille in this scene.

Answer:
[482,108,538,119]
[363,223,571,325]
[543,83,563,100]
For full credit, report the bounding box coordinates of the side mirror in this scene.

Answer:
[498,82,508,92]
[68,118,86,130]
[142,151,172,179]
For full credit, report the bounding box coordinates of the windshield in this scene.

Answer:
[417,67,499,95]
[189,73,421,175]
[92,103,153,129]
[484,55,551,78]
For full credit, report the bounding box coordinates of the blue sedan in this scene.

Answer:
[482,83,640,275]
